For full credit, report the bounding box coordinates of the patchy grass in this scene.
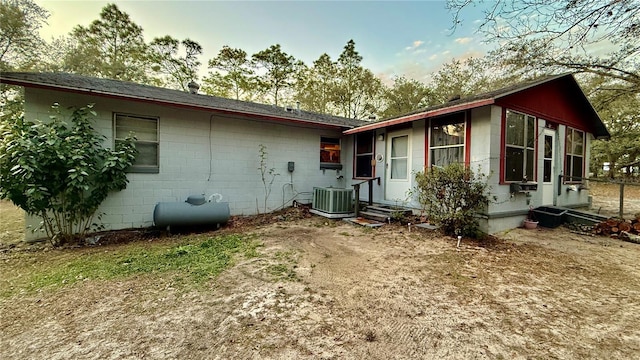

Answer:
[267,250,299,281]
[0,200,24,245]
[1,233,260,298]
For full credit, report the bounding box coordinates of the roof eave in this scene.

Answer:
[1,76,356,130]
[343,98,495,135]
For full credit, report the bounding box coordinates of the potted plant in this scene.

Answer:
[524,207,538,229]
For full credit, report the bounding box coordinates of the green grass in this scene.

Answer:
[0,200,25,245]
[267,250,299,281]
[1,233,261,298]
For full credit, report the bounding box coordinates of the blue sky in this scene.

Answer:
[36,0,491,82]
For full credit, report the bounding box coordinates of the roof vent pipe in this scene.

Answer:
[187,81,200,94]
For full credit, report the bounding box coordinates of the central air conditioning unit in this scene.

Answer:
[312,187,353,215]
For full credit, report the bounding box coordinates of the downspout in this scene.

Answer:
[207,114,214,182]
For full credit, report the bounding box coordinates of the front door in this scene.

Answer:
[385,130,412,201]
[542,128,556,205]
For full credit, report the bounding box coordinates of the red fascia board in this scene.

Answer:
[3,79,346,130]
[343,98,495,135]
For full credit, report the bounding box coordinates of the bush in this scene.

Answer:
[0,103,136,245]
[413,163,490,238]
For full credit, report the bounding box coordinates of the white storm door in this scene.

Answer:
[385,130,412,201]
[542,128,556,205]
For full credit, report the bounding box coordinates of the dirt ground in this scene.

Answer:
[589,182,640,219]
[2,214,640,359]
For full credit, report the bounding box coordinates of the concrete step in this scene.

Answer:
[365,205,413,217]
[358,210,391,223]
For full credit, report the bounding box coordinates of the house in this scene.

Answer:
[343,74,610,233]
[1,72,609,238]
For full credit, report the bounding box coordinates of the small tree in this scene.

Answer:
[0,103,137,245]
[413,163,491,238]
[257,144,279,214]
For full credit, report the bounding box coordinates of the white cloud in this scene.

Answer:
[404,40,425,53]
[454,37,473,44]
[428,54,438,61]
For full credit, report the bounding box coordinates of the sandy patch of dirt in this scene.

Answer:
[2,217,640,359]
[590,182,640,218]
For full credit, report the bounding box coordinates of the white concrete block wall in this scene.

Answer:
[22,88,347,240]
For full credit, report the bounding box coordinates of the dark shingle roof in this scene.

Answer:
[0,72,366,129]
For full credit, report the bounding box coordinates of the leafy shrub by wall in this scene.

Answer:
[414,163,490,238]
[0,103,137,245]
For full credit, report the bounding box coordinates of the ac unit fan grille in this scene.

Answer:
[312,187,353,214]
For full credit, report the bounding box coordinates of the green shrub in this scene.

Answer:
[0,103,136,245]
[413,163,490,238]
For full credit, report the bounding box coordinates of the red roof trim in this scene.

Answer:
[2,78,346,130]
[343,99,495,135]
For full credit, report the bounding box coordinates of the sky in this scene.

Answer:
[34,0,492,83]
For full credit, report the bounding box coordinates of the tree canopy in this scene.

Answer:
[251,44,298,106]
[149,36,203,91]
[0,0,48,71]
[448,0,640,93]
[203,45,256,101]
[64,3,149,82]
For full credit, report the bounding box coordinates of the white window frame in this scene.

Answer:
[504,110,536,182]
[428,115,466,167]
[565,127,585,183]
[113,113,159,173]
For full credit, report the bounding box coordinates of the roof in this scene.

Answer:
[0,72,366,129]
[344,73,610,139]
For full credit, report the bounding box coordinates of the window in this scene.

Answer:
[543,134,553,182]
[565,127,585,182]
[354,132,374,178]
[504,110,535,182]
[390,135,409,179]
[429,115,465,167]
[320,137,342,170]
[114,113,159,173]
